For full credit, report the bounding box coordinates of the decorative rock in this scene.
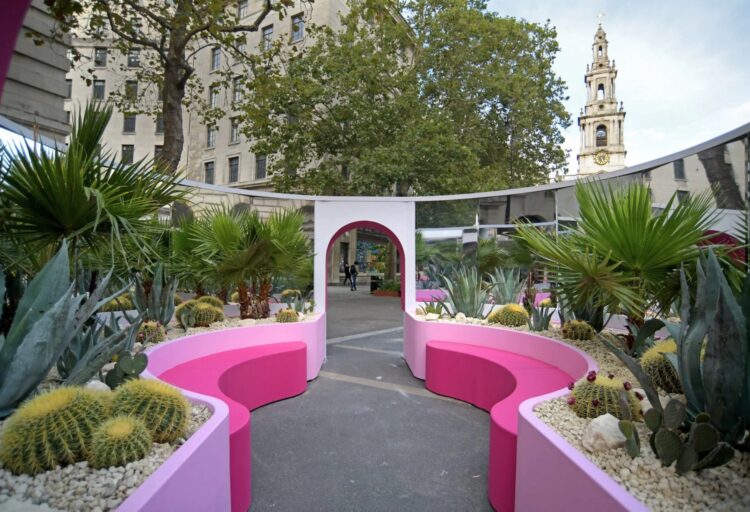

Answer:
[581,413,626,452]
[84,380,110,392]
[455,312,467,322]
[425,313,440,321]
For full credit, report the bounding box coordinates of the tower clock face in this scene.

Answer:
[594,150,610,166]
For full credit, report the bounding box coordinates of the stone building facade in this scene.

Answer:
[577,24,626,176]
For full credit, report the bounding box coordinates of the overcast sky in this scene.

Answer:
[487,0,750,175]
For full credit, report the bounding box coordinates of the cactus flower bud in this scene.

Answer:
[567,381,575,390]
[607,373,614,379]
[591,399,600,407]
[567,396,576,406]
[586,370,597,382]
[634,391,644,401]
[623,381,632,390]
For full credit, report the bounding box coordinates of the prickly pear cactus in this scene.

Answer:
[0,388,106,474]
[488,304,529,327]
[88,416,153,469]
[562,320,596,341]
[568,371,641,420]
[276,308,299,323]
[112,379,189,443]
[640,339,682,394]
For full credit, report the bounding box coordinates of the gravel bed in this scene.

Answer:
[0,404,213,511]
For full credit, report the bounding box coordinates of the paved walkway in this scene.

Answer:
[249,287,493,511]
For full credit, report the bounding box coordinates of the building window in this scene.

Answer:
[209,86,219,108]
[125,80,138,100]
[66,110,71,125]
[598,45,603,57]
[211,48,221,70]
[123,113,136,133]
[595,125,607,147]
[228,156,239,183]
[676,190,689,203]
[673,159,686,180]
[65,79,72,98]
[291,15,304,42]
[255,154,267,179]
[230,118,240,143]
[238,0,248,17]
[597,83,605,101]
[94,47,107,67]
[93,79,105,100]
[237,41,247,54]
[262,25,274,51]
[207,125,216,148]
[155,114,164,133]
[122,145,134,164]
[154,145,163,159]
[643,170,652,181]
[233,77,242,103]
[204,161,215,184]
[128,48,140,68]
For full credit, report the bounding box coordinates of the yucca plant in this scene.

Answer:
[438,265,490,319]
[517,181,718,337]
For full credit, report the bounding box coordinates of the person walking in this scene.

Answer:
[349,261,359,291]
[343,261,352,287]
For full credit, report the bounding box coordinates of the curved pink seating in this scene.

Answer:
[426,341,574,511]
[157,342,307,512]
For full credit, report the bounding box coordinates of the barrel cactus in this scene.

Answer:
[276,308,299,323]
[100,293,134,312]
[88,416,153,469]
[539,298,554,308]
[0,388,106,474]
[562,320,596,341]
[173,294,183,306]
[138,321,166,344]
[568,371,642,420]
[196,296,224,309]
[640,339,682,394]
[112,379,189,443]
[230,291,240,303]
[488,303,529,327]
[174,300,198,329]
[193,303,222,327]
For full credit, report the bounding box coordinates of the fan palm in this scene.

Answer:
[0,102,185,271]
[516,181,718,326]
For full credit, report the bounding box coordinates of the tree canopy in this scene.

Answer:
[239,0,571,195]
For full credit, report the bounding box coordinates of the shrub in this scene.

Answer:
[196,295,224,308]
[193,303,222,327]
[569,371,641,420]
[138,321,166,344]
[100,294,134,312]
[0,388,106,474]
[276,308,299,323]
[88,416,152,469]
[562,320,596,341]
[112,379,189,443]
[488,304,529,327]
[640,339,682,394]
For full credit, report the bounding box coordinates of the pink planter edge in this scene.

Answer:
[116,315,327,511]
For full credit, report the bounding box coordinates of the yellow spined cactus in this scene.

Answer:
[88,416,153,469]
[112,379,189,443]
[569,371,642,420]
[488,303,529,327]
[640,339,682,394]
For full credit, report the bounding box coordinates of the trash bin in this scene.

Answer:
[370,275,381,293]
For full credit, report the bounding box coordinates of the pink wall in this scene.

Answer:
[0,0,31,103]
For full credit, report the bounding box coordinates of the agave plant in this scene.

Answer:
[517,181,718,334]
[438,266,490,319]
[489,267,524,304]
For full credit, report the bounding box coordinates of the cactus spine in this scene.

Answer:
[112,379,189,443]
[562,320,596,341]
[276,308,299,323]
[88,416,153,469]
[569,371,641,420]
[196,296,224,309]
[138,321,166,344]
[488,304,529,327]
[0,388,106,474]
[640,339,682,394]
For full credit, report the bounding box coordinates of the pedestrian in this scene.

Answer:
[349,261,359,291]
[343,261,352,287]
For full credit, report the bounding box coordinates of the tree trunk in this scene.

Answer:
[218,286,229,304]
[194,283,206,297]
[697,149,744,210]
[161,56,189,174]
[237,282,250,319]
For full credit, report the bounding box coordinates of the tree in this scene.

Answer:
[45,0,299,173]
[239,0,570,196]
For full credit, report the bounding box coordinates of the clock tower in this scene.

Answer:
[577,23,626,176]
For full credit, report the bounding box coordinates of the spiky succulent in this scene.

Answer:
[488,304,529,327]
[276,308,299,323]
[112,379,189,443]
[562,320,596,341]
[88,416,152,468]
[173,294,183,306]
[193,303,222,327]
[100,294,134,312]
[0,388,106,474]
[174,300,198,329]
[196,296,224,309]
[138,321,166,344]
[569,371,642,420]
[640,339,682,394]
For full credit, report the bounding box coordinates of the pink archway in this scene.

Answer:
[325,220,406,311]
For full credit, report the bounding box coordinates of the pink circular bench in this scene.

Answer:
[157,342,307,512]
[425,340,574,511]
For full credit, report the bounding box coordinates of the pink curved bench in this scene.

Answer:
[157,342,307,512]
[426,341,573,511]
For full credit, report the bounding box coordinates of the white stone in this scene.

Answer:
[455,312,467,322]
[582,413,626,452]
[425,313,440,321]
[84,380,110,392]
